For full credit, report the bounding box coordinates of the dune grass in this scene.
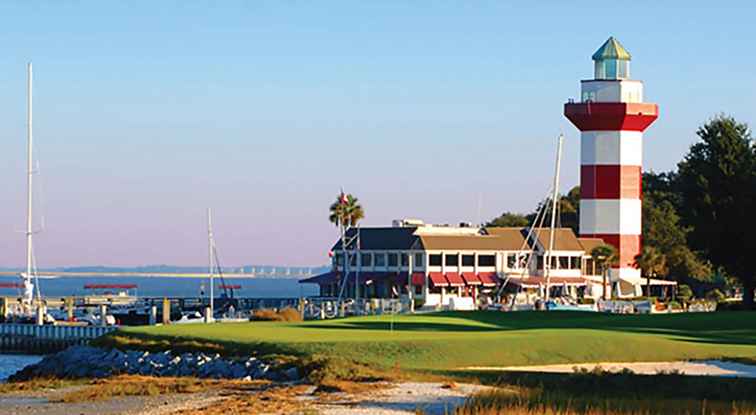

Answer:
[457,369,756,414]
[98,311,756,378]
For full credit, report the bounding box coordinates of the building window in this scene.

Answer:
[375,253,386,267]
[559,257,569,269]
[415,253,424,267]
[349,253,357,266]
[445,254,459,266]
[507,254,516,268]
[429,254,442,266]
[401,253,409,267]
[537,255,544,270]
[415,285,422,295]
[334,253,343,267]
[388,253,398,267]
[550,256,557,269]
[462,255,475,267]
[361,253,372,267]
[570,257,580,269]
[478,255,495,267]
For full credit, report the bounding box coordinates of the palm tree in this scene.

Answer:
[634,246,668,299]
[328,193,364,228]
[591,244,618,301]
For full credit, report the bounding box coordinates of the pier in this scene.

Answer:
[0,324,115,354]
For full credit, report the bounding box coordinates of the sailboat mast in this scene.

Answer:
[544,133,564,303]
[25,63,34,303]
[207,208,214,316]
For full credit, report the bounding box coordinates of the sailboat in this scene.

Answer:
[19,63,38,311]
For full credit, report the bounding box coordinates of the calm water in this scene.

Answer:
[0,276,317,298]
[0,354,42,381]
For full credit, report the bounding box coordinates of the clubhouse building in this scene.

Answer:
[300,220,673,308]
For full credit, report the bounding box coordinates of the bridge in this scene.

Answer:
[0,268,317,279]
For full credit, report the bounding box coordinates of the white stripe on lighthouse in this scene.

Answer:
[579,199,641,235]
[580,131,643,166]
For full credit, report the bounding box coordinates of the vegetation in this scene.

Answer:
[591,244,618,300]
[634,245,668,296]
[99,311,756,379]
[486,212,529,228]
[328,192,364,228]
[250,308,302,322]
[677,115,756,308]
[456,369,756,414]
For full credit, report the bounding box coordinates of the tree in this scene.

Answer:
[591,244,618,301]
[522,186,581,234]
[634,246,668,298]
[486,212,529,227]
[328,193,364,228]
[640,180,711,282]
[677,115,756,308]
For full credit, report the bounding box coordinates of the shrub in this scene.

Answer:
[667,301,682,310]
[579,298,595,305]
[705,289,726,303]
[677,284,693,303]
[250,308,302,322]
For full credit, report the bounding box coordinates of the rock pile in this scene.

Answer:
[9,346,302,383]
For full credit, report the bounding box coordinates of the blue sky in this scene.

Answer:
[0,2,754,267]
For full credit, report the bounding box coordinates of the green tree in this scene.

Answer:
[640,179,712,282]
[523,186,581,234]
[634,246,668,298]
[591,244,618,301]
[328,193,364,228]
[486,212,529,227]
[677,115,756,308]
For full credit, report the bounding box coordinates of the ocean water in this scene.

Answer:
[0,275,318,298]
[0,354,42,381]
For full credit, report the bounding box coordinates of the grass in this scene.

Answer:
[456,369,756,414]
[98,311,756,379]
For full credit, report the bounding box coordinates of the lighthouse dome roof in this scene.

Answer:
[592,37,631,61]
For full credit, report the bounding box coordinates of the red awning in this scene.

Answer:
[428,272,449,287]
[477,272,499,287]
[461,273,482,285]
[0,283,24,289]
[84,284,137,290]
[445,272,465,287]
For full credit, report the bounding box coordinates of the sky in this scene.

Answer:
[0,1,755,268]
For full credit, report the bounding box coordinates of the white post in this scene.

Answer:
[545,134,564,303]
[149,306,157,325]
[207,208,214,320]
[99,304,108,327]
[408,252,414,313]
[24,63,34,306]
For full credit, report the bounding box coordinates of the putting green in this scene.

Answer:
[109,311,756,371]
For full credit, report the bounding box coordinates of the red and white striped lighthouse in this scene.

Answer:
[564,37,658,280]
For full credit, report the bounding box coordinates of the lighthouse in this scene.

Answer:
[564,37,658,282]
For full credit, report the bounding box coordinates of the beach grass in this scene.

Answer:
[98,311,756,378]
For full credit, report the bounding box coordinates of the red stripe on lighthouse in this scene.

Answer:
[564,102,658,132]
[580,165,641,199]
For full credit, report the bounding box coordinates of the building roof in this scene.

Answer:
[532,228,585,252]
[418,233,526,251]
[331,227,419,251]
[578,237,606,254]
[592,36,631,61]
